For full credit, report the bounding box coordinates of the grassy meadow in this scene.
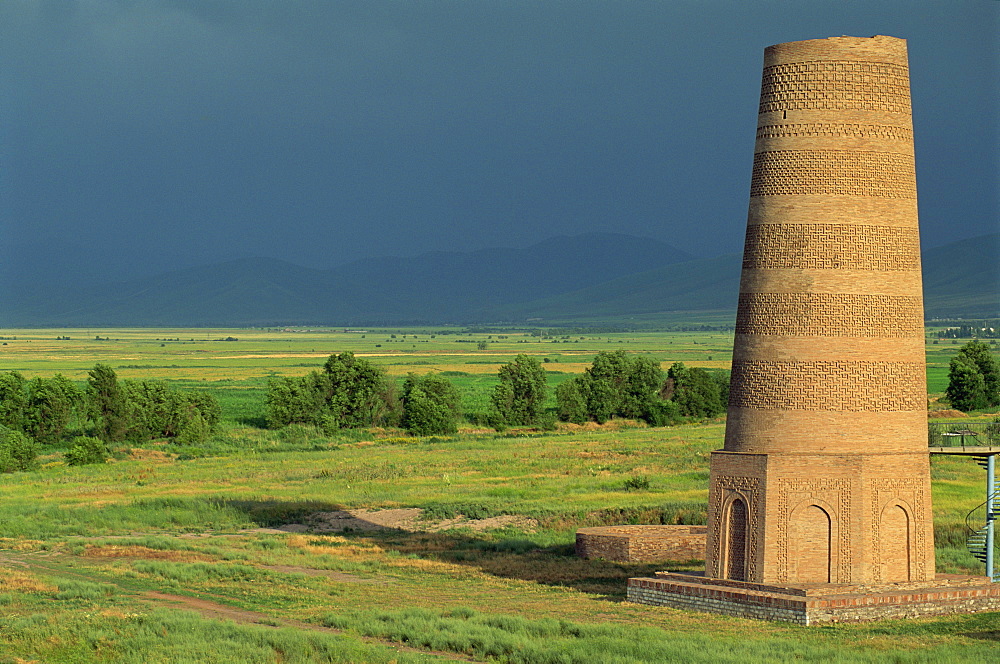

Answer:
[1,327,998,663]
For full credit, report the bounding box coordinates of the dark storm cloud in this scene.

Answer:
[0,1,996,278]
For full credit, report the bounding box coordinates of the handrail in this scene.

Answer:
[929,422,1000,448]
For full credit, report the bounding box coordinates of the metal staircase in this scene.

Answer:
[965,456,999,581]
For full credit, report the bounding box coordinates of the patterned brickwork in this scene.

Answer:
[708,476,761,580]
[691,36,939,597]
[756,123,912,141]
[870,478,930,582]
[729,360,925,411]
[759,61,910,114]
[742,223,920,271]
[774,479,852,584]
[750,150,915,198]
[735,293,924,337]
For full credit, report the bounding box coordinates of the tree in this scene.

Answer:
[120,379,221,443]
[946,356,989,412]
[946,340,1000,411]
[0,371,28,432]
[265,352,399,431]
[555,379,587,424]
[556,351,672,425]
[322,352,398,428]
[401,373,460,435]
[25,374,81,445]
[490,354,547,426]
[665,362,728,418]
[87,364,128,443]
[64,436,110,466]
[0,425,39,473]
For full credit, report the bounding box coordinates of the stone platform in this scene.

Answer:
[628,571,1000,624]
[576,525,706,563]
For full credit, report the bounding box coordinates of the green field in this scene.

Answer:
[1,327,998,663]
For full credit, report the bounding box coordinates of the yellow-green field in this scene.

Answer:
[0,327,997,663]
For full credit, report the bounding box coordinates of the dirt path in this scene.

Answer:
[0,551,475,662]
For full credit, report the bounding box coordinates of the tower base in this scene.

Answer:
[628,571,1000,624]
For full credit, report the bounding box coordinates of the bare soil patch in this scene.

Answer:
[83,544,216,562]
[930,409,968,418]
[297,508,537,534]
[257,564,386,584]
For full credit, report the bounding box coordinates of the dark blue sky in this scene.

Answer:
[1,1,996,278]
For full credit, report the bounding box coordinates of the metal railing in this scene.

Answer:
[928,422,1000,448]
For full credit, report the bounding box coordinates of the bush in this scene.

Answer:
[0,426,39,473]
[402,373,460,436]
[665,362,728,418]
[489,355,547,427]
[556,351,670,425]
[265,352,400,430]
[64,436,110,466]
[946,340,1000,411]
[623,475,651,491]
[24,374,81,445]
[0,371,28,431]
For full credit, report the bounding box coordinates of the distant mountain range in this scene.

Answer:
[2,232,996,327]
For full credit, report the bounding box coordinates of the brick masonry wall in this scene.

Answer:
[627,576,1000,625]
[575,526,707,563]
[705,35,936,586]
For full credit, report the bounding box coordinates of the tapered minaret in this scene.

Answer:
[705,35,934,585]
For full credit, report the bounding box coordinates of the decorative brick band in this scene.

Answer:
[759,60,910,114]
[750,150,915,199]
[756,123,912,141]
[742,223,920,271]
[729,360,925,411]
[736,293,924,337]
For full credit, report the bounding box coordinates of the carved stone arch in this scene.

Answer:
[879,500,913,582]
[722,492,751,581]
[787,499,837,583]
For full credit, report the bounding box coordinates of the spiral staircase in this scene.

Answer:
[928,423,999,582]
[965,456,999,581]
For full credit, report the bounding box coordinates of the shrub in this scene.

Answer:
[0,371,28,431]
[946,340,1000,411]
[402,373,460,436]
[64,436,110,466]
[556,351,672,425]
[88,363,129,443]
[489,355,547,427]
[623,475,651,491]
[24,374,81,445]
[265,352,400,430]
[0,426,39,473]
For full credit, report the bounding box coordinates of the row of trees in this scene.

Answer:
[265,351,730,436]
[556,353,728,426]
[946,340,1000,412]
[0,365,221,472]
[264,352,463,436]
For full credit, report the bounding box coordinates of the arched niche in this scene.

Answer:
[879,502,912,582]
[724,495,749,581]
[788,502,834,583]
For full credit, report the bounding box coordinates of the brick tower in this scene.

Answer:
[704,35,934,585]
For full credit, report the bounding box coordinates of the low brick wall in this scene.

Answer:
[576,525,706,563]
[628,572,1000,624]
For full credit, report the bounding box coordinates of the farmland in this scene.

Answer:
[0,327,998,663]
